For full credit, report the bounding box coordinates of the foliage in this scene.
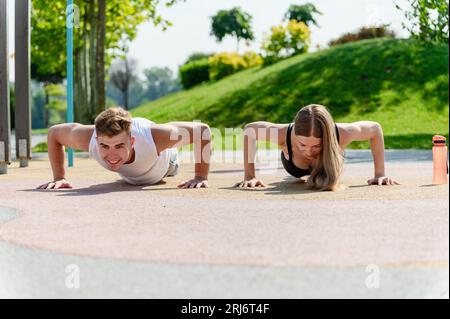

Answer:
[143,67,182,101]
[261,20,311,65]
[211,7,255,50]
[31,0,184,123]
[328,25,396,47]
[242,51,264,68]
[43,84,67,126]
[183,52,213,65]
[132,39,449,150]
[209,51,263,81]
[284,3,322,27]
[9,86,14,130]
[179,59,211,89]
[395,0,449,43]
[109,57,138,110]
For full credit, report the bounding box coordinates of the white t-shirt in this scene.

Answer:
[89,117,175,185]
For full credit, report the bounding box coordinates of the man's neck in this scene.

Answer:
[124,148,136,165]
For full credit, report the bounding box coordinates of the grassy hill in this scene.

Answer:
[132,38,449,149]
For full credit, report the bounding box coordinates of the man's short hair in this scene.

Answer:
[94,107,132,137]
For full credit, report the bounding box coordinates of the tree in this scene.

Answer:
[31,56,65,128]
[106,77,147,110]
[44,84,67,126]
[143,67,181,101]
[31,81,46,129]
[109,57,138,110]
[9,85,14,130]
[31,0,184,124]
[284,3,322,27]
[211,7,255,51]
[395,0,449,43]
[261,20,311,65]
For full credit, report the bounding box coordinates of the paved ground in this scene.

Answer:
[0,151,448,298]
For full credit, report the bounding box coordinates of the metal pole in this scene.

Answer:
[14,0,31,168]
[0,0,11,175]
[66,0,74,167]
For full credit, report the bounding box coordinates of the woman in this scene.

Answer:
[235,104,399,191]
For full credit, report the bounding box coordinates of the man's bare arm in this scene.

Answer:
[37,123,94,189]
[151,122,211,188]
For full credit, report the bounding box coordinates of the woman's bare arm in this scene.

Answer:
[338,121,399,185]
[236,122,286,188]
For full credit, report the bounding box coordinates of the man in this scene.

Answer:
[37,107,211,190]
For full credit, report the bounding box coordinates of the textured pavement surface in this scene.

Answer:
[0,151,448,298]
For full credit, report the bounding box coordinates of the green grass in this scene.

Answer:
[31,138,276,154]
[32,128,49,134]
[132,38,449,149]
[32,142,48,153]
[32,142,83,153]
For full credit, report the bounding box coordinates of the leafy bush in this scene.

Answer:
[261,20,311,65]
[183,52,213,65]
[209,53,246,81]
[209,51,263,81]
[179,59,211,89]
[328,25,396,47]
[242,51,264,68]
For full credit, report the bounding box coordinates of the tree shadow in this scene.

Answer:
[197,38,448,128]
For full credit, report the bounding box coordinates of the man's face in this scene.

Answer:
[96,131,135,171]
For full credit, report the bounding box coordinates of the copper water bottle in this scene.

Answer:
[432,135,448,185]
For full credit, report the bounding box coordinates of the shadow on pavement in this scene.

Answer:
[19,180,169,196]
[221,177,319,196]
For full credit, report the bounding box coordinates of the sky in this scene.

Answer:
[5,0,410,80]
[127,0,410,73]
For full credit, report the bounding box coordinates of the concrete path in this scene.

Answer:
[0,152,448,298]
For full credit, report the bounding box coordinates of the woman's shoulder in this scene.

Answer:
[271,123,291,147]
[334,122,358,147]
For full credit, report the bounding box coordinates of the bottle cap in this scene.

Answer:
[433,135,447,147]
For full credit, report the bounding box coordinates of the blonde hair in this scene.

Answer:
[94,107,132,137]
[294,104,344,191]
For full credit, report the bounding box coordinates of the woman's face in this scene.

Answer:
[293,135,323,160]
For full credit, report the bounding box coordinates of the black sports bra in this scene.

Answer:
[281,123,340,178]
